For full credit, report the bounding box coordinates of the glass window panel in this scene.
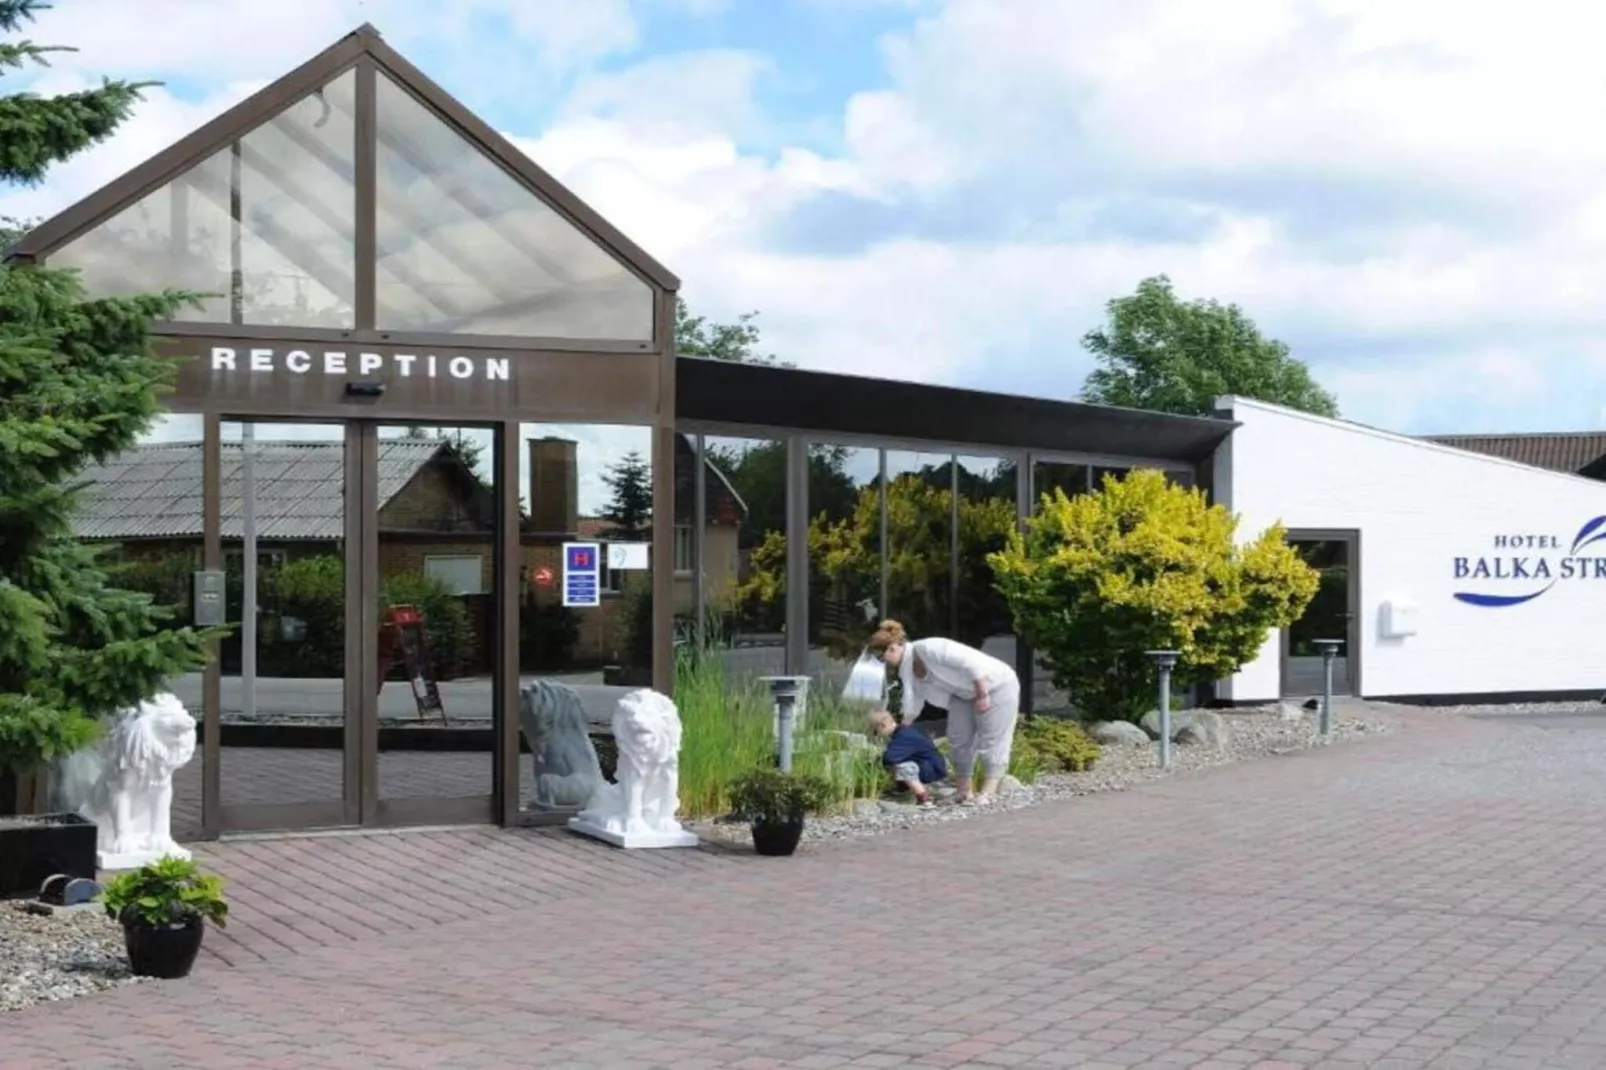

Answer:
[1032,461,1089,508]
[75,414,205,840]
[805,444,883,706]
[956,454,1018,667]
[696,436,787,683]
[50,72,357,329]
[882,451,956,723]
[375,425,497,805]
[216,421,350,815]
[517,423,655,815]
[1091,465,1129,491]
[375,74,653,341]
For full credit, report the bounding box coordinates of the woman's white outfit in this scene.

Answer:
[897,637,1020,781]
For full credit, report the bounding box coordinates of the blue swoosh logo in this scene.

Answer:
[1454,581,1556,607]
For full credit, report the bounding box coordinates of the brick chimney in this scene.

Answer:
[528,437,579,536]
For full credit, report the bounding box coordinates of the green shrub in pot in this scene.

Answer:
[99,855,228,979]
[726,767,831,857]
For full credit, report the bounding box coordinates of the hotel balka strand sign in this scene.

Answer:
[208,346,512,382]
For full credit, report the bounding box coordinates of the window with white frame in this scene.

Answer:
[424,554,484,595]
[674,524,694,574]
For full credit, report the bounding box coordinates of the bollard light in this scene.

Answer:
[760,676,810,773]
[1311,640,1343,737]
[1145,650,1181,769]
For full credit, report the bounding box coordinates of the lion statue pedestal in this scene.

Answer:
[53,693,197,871]
[568,689,698,850]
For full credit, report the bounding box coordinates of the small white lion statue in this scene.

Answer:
[55,692,197,870]
[569,688,697,849]
[518,679,608,809]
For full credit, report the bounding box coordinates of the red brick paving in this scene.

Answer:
[11,706,1606,1068]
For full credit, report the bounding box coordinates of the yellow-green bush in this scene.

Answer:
[989,468,1318,723]
[1016,716,1102,772]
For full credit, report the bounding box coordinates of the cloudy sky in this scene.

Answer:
[6,0,1605,454]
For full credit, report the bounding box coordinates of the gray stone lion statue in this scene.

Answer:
[568,688,697,849]
[518,679,608,809]
[54,692,197,870]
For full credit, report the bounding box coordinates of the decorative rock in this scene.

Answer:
[1139,708,1195,741]
[878,799,916,814]
[1088,720,1151,746]
[998,775,1028,795]
[854,800,883,819]
[1277,702,1306,722]
[1176,710,1227,749]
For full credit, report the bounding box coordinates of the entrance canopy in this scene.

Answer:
[9,24,677,351]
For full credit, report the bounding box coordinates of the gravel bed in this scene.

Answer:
[1381,699,1606,718]
[1,902,144,1013]
[689,707,1391,848]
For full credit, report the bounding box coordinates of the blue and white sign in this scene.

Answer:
[562,542,601,608]
[1454,517,1606,607]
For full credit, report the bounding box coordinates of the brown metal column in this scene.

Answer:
[651,290,677,696]
[784,435,809,676]
[200,413,222,837]
[353,57,377,331]
[497,420,522,825]
[348,423,379,824]
[1015,452,1034,714]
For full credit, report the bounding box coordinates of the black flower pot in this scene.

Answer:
[123,914,205,979]
[750,817,804,857]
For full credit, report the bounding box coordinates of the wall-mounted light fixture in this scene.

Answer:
[345,381,386,399]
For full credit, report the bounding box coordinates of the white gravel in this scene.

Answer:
[1382,698,1606,717]
[690,706,1391,848]
[1,902,144,1013]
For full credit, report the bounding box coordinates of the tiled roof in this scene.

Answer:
[74,439,443,541]
[1422,433,1606,474]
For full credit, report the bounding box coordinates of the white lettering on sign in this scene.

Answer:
[208,347,513,382]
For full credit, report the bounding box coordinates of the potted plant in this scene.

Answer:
[98,855,228,979]
[727,767,831,857]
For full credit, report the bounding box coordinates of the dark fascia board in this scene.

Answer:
[7,24,680,293]
[674,355,1238,462]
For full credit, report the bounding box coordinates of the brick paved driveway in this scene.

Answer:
[10,704,1606,1069]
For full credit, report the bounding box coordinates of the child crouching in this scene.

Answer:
[868,709,947,807]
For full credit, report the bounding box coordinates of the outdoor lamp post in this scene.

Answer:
[1145,650,1181,770]
[1312,639,1343,737]
[760,676,810,773]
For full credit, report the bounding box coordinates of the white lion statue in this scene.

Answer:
[54,692,197,870]
[568,688,697,849]
[518,679,608,809]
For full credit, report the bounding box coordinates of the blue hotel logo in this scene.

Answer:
[1454,517,1606,607]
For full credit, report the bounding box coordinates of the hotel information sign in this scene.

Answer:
[562,542,601,608]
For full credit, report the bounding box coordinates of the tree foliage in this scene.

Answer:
[734,474,1018,654]
[0,3,213,775]
[599,450,653,541]
[1079,275,1338,418]
[989,469,1318,722]
[674,296,791,367]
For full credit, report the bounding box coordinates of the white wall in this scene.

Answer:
[1214,397,1606,701]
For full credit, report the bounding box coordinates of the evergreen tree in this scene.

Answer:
[0,1,212,778]
[598,451,652,541]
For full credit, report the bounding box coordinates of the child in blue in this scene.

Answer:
[868,709,947,807]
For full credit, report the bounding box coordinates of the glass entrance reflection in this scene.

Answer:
[1285,539,1354,696]
[218,421,355,829]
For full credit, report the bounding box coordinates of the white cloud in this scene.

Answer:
[11,0,1606,437]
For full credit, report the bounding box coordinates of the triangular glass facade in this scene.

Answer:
[51,70,359,328]
[44,58,657,342]
[373,74,653,341]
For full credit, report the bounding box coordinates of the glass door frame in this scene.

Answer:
[200,416,505,835]
[1279,528,1363,698]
